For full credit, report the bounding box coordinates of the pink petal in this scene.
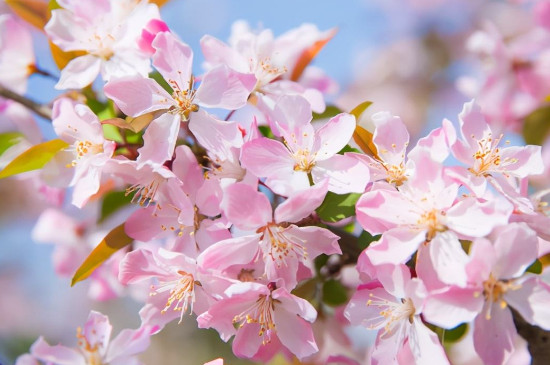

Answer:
[313,154,370,194]
[221,183,272,231]
[505,276,550,330]
[314,113,356,161]
[118,248,170,285]
[104,76,173,117]
[152,32,193,89]
[285,225,341,258]
[137,112,179,165]
[371,112,410,166]
[200,34,249,73]
[232,322,265,358]
[422,287,483,329]
[269,95,312,139]
[473,305,516,365]
[195,64,255,109]
[172,145,203,197]
[274,179,328,223]
[197,234,261,271]
[241,138,294,180]
[105,326,153,362]
[55,54,101,90]
[365,228,426,266]
[188,109,242,155]
[409,317,450,365]
[274,306,318,360]
[492,223,538,279]
[30,337,85,365]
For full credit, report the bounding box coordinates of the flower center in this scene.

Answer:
[76,327,104,365]
[417,209,446,241]
[478,273,521,320]
[366,293,416,334]
[168,77,199,121]
[233,292,277,344]
[254,57,287,89]
[125,174,165,207]
[67,140,104,168]
[292,148,316,173]
[384,162,407,186]
[468,133,517,176]
[260,224,308,268]
[151,270,197,324]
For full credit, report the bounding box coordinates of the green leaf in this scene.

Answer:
[316,192,361,222]
[349,101,373,121]
[0,132,24,156]
[291,278,318,302]
[0,139,68,179]
[337,144,361,154]
[71,224,133,286]
[358,231,381,250]
[258,125,275,139]
[526,259,543,274]
[99,190,133,223]
[314,254,329,274]
[523,105,550,146]
[312,105,343,120]
[102,124,123,143]
[150,71,173,94]
[322,279,348,307]
[442,323,468,344]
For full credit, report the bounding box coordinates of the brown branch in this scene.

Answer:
[0,84,52,120]
[513,308,550,365]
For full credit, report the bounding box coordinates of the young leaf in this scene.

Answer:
[0,132,24,157]
[290,28,337,81]
[350,101,379,158]
[312,105,343,121]
[71,224,133,286]
[0,139,68,179]
[322,279,348,307]
[6,0,50,31]
[523,105,550,146]
[99,190,133,223]
[316,192,361,222]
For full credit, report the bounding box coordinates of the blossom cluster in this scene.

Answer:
[1,0,550,364]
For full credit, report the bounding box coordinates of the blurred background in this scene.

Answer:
[0,0,540,363]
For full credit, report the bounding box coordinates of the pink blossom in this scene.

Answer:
[422,223,550,365]
[119,247,215,328]
[345,264,450,365]
[200,21,333,114]
[45,0,160,89]
[16,311,155,365]
[0,14,35,93]
[45,98,116,208]
[197,280,318,361]
[199,181,340,289]
[447,100,543,199]
[241,95,369,195]
[104,31,255,152]
[356,151,511,267]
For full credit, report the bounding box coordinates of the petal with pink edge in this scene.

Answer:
[221,183,272,231]
[314,113,356,161]
[55,55,101,90]
[30,337,85,365]
[274,179,328,223]
[152,32,193,89]
[195,64,255,109]
[274,306,318,360]
[473,305,516,365]
[104,76,173,117]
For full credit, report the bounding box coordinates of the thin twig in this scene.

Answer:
[0,84,52,120]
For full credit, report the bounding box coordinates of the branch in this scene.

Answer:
[0,84,52,120]
[513,308,550,365]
